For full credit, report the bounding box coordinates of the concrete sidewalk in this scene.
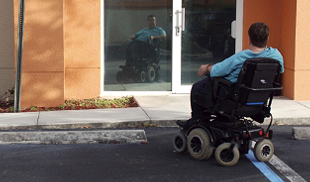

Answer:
[0,95,309,143]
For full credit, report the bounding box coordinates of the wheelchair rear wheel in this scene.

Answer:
[172,133,187,153]
[253,139,274,162]
[187,128,214,160]
[215,143,240,167]
[147,65,156,82]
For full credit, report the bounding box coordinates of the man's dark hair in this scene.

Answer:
[248,22,269,48]
[147,14,156,20]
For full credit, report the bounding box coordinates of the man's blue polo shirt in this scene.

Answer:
[210,47,284,83]
[135,27,166,43]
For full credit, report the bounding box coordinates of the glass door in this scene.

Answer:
[172,0,241,93]
[103,0,173,92]
[103,0,242,94]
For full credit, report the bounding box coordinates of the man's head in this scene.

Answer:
[248,22,269,48]
[147,15,156,29]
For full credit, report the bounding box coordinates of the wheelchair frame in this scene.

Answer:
[116,39,161,83]
[173,58,283,166]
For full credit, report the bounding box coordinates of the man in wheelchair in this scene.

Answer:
[177,22,284,128]
[116,15,166,83]
[173,22,284,166]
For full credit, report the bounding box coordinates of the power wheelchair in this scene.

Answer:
[116,38,161,83]
[172,58,283,166]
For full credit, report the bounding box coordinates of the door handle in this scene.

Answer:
[231,20,236,39]
[175,8,185,36]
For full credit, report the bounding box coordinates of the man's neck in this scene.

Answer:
[249,44,265,53]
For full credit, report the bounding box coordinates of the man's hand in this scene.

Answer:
[198,64,212,77]
[130,35,136,40]
[150,34,166,40]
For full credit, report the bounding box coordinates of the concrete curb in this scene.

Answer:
[0,119,309,144]
[0,130,147,145]
[272,118,310,126]
[292,127,310,140]
[0,117,309,131]
[0,120,179,131]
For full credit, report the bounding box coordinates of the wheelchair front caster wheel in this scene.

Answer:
[187,128,214,160]
[155,71,160,81]
[254,139,274,162]
[116,71,124,83]
[215,143,240,167]
[116,71,132,83]
[172,133,187,153]
[140,71,146,82]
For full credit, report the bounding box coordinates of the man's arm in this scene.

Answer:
[150,34,166,40]
[150,27,166,40]
[198,64,212,77]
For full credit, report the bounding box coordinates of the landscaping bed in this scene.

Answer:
[0,96,139,113]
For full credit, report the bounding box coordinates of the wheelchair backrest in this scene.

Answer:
[235,58,282,106]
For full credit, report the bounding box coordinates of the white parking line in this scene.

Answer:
[269,155,307,182]
[247,141,307,182]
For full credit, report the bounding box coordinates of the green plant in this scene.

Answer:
[30,106,38,111]
[0,96,138,113]
[7,106,14,112]
[58,104,64,109]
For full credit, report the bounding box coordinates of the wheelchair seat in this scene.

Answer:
[211,58,282,123]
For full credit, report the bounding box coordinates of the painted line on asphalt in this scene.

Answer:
[246,141,307,182]
[269,155,307,182]
[245,150,284,182]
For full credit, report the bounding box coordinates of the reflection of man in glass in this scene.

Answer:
[130,15,167,42]
[126,15,166,64]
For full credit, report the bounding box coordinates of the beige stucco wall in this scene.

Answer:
[243,0,310,100]
[13,0,101,107]
[0,1,15,98]
[64,0,101,100]
[14,0,65,107]
[281,0,296,99]
[294,0,310,100]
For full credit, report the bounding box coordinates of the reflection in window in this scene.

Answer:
[181,0,236,84]
[104,0,172,91]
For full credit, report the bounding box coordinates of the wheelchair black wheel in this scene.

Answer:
[172,133,187,153]
[155,70,160,81]
[147,65,156,82]
[115,71,124,83]
[254,139,274,162]
[187,128,213,160]
[215,143,240,167]
[140,71,146,82]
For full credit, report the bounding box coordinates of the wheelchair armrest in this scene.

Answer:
[241,82,283,91]
[212,77,234,87]
[212,77,235,100]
